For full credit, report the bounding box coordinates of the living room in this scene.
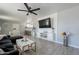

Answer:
[0,3,79,55]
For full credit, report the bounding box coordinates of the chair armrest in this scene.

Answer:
[0,48,5,54]
[0,50,19,55]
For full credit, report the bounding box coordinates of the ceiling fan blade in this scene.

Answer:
[24,3,30,10]
[18,9,27,11]
[30,11,37,15]
[30,8,40,11]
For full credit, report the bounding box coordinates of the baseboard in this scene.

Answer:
[54,40,79,49]
[69,44,79,49]
[53,41,63,44]
[38,37,79,49]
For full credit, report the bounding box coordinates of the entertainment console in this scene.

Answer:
[37,28,54,42]
[40,31,48,38]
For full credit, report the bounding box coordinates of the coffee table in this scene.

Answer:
[16,38,36,55]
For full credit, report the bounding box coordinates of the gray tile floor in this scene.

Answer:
[23,37,79,55]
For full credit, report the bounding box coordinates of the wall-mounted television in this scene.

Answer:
[39,18,51,28]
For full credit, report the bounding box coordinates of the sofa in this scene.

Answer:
[10,35,23,44]
[0,35,23,55]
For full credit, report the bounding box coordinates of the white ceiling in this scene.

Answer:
[0,3,27,22]
[0,3,79,22]
[29,3,79,18]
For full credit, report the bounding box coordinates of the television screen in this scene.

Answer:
[39,18,51,28]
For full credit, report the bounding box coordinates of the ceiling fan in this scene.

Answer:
[17,3,40,15]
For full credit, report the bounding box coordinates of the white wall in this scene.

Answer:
[2,22,20,35]
[57,6,79,48]
[36,5,79,48]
